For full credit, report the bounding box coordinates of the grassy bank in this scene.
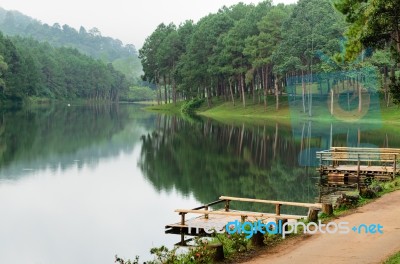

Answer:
[385,251,400,264]
[145,96,400,124]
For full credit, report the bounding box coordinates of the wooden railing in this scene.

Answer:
[317,150,398,163]
[316,147,400,181]
[174,196,329,225]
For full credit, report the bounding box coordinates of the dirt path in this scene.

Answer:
[243,190,400,264]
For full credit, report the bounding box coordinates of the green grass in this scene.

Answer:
[145,101,185,114]
[384,251,400,264]
[128,100,159,105]
[144,96,400,124]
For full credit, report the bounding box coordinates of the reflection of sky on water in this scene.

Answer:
[0,146,199,263]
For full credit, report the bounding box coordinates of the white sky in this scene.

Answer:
[0,0,297,50]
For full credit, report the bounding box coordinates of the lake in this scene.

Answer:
[0,103,398,263]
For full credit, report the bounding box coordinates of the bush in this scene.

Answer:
[181,97,204,114]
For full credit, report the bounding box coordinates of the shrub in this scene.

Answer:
[181,98,204,114]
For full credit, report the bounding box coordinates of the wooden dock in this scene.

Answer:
[316,147,400,183]
[166,196,331,245]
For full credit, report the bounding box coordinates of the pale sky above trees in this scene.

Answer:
[0,0,297,49]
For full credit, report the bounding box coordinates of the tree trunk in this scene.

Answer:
[309,70,313,117]
[159,86,162,105]
[263,66,268,111]
[302,70,306,113]
[358,76,362,113]
[208,86,213,106]
[205,87,210,108]
[383,67,388,104]
[173,78,177,105]
[241,74,246,108]
[163,75,167,104]
[252,79,256,104]
[331,89,334,116]
[275,74,279,110]
[273,122,278,158]
[229,79,235,106]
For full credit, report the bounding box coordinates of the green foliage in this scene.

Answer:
[148,245,180,263]
[139,0,351,109]
[0,32,128,102]
[180,98,205,115]
[214,232,249,255]
[0,7,142,80]
[0,54,6,89]
[180,238,215,263]
[335,0,400,62]
[389,75,400,105]
[277,0,346,72]
[115,255,140,264]
[120,86,156,102]
[384,251,400,264]
[123,238,216,264]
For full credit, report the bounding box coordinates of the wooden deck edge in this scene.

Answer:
[219,196,323,209]
[174,209,307,220]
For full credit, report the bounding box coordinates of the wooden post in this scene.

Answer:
[241,215,246,222]
[207,243,224,261]
[319,152,323,170]
[180,232,185,246]
[307,207,320,223]
[251,232,265,246]
[275,204,281,216]
[181,213,186,225]
[276,217,288,232]
[225,200,230,212]
[204,206,209,219]
[394,154,397,179]
[322,203,333,216]
[180,212,187,246]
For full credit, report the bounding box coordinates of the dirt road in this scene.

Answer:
[243,190,400,264]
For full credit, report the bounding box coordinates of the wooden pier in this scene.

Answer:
[316,147,400,184]
[166,195,331,245]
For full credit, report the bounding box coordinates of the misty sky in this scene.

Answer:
[0,0,297,49]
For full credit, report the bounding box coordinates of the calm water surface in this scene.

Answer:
[0,104,398,263]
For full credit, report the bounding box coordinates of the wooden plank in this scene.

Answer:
[321,158,395,162]
[219,196,323,209]
[330,147,400,153]
[322,165,394,172]
[174,209,307,220]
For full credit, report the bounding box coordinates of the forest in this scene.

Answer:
[0,7,142,82]
[0,32,128,102]
[139,0,400,110]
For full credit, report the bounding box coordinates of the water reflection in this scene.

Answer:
[139,115,318,216]
[0,104,399,263]
[0,104,145,179]
[139,115,400,215]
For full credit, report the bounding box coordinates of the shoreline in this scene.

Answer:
[144,97,400,124]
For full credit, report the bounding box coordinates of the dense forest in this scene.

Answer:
[0,7,142,82]
[0,32,128,102]
[139,0,400,110]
